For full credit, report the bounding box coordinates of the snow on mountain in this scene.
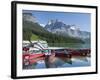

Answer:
[45,19,90,39]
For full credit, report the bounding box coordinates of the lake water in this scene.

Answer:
[48,43,90,49]
[23,57,91,69]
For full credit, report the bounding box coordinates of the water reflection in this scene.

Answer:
[23,55,90,69]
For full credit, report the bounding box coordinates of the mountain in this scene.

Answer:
[23,13,85,45]
[45,19,90,39]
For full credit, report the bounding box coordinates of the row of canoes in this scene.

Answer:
[23,48,90,65]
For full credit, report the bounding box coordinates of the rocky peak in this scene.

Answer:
[45,19,90,39]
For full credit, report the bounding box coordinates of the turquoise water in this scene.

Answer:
[48,43,90,49]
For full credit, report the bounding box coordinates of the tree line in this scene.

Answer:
[23,20,84,45]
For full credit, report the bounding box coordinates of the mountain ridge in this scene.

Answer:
[45,19,90,39]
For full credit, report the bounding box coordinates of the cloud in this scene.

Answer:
[40,24,45,27]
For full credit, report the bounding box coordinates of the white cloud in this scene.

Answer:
[40,24,45,27]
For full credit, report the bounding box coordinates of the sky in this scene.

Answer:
[23,10,91,32]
